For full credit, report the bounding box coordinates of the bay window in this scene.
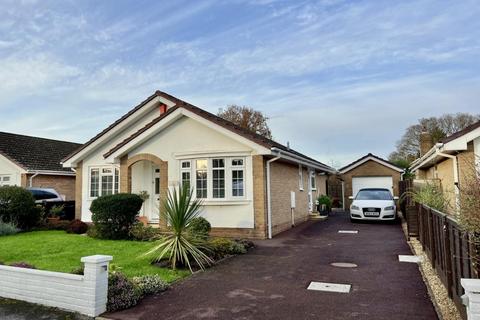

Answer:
[179,157,247,201]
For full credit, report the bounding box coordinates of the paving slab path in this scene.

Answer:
[106,211,438,320]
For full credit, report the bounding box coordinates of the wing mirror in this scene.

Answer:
[348,196,354,200]
[393,196,399,200]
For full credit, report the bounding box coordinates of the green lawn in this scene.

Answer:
[0,231,189,282]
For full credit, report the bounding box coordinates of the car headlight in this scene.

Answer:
[351,205,360,211]
[384,206,395,211]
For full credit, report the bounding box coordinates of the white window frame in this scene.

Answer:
[88,166,120,199]
[180,160,191,190]
[212,158,226,199]
[0,174,12,186]
[180,156,247,202]
[299,164,304,191]
[310,171,317,191]
[231,158,245,198]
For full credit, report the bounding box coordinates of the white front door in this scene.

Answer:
[150,166,160,222]
[352,176,394,197]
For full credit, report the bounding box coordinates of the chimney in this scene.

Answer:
[420,130,433,156]
[159,103,167,115]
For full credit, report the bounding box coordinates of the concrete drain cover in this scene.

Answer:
[398,255,423,263]
[338,230,358,234]
[307,281,351,293]
[331,262,358,268]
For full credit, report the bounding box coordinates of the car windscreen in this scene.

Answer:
[356,189,392,200]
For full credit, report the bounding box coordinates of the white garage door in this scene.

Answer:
[352,176,393,197]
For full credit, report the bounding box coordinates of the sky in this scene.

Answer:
[1,0,479,168]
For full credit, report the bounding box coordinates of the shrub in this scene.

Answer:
[66,219,89,234]
[132,275,168,296]
[0,220,20,236]
[90,193,143,240]
[49,204,65,218]
[86,224,100,238]
[145,185,213,272]
[10,262,36,269]
[129,222,158,241]
[0,186,40,229]
[71,265,84,275]
[207,238,248,260]
[412,182,449,212]
[317,195,332,210]
[35,219,70,231]
[188,217,211,240]
[107,272,141,312]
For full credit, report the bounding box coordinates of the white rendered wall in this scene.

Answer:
[0,154,23,186]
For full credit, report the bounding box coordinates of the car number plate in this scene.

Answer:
[364,212,380,217]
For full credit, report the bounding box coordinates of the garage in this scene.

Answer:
[338,153,403,209]
[352,176,393,197]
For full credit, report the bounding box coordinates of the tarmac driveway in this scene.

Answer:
[106,211,437,320]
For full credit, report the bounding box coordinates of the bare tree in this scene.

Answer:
[218,105,272,139]
[389,113,479,163]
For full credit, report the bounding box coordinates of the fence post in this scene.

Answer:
[81,255,113,317]
[461,279,480,320]
[445,220,454,298]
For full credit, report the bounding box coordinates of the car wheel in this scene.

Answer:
[350,218,355,223]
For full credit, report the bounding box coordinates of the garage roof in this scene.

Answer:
[339,153,404,174]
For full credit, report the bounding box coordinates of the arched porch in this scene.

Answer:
[120,153,168,227]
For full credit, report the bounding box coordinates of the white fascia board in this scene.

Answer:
[181,109,271,154]
[339,156,403,174]
[443,127,480,151]
[271,148,337,174]
[104,108,184,162]
[63,96,169,167]
[26,170,76,176]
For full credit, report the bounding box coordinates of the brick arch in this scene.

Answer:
[120,153,168,228]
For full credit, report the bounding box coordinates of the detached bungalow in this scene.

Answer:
[410,121,480,213]
[62,91,336,239]
[0,131,81,200]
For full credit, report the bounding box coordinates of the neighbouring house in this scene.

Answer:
[337,153,404,209]
[410,121,480,213]
[0,132,81,200]
[62,91,336,239]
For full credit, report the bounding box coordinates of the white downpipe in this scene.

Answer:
[436,151,460,212]
[29,172,40,187]
[266,156,281,239]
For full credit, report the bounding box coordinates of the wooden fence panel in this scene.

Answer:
[416,204,478,319]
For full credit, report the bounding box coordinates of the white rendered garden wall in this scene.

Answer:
[0,255,112,317]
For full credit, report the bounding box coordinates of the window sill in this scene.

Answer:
[201,199,251,206]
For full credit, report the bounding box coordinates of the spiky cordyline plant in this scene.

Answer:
[145,185,213,272]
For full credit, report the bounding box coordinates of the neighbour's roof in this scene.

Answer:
[65,90,335,172]
[441,120,480,143]
[0,131,81,173]
[339,153,404,174]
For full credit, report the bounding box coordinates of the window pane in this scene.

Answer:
[232,159,244,166]
[232,169,244,197]
[90,169,99,197]
[196,160,207,170]
[182,172,191,190]
[155,178,160,194]
[196,170,207,198]
[212,159,224,168]
[181,161,191,168]
[101,175,113,196]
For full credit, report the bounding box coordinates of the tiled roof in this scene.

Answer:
[339,153,403,173]
[101,91,333,171]
[442,120,480,143]
[0,132,81,173]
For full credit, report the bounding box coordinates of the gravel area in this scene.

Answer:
[400,215,462,320]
